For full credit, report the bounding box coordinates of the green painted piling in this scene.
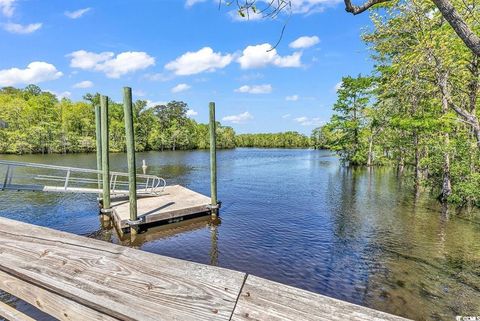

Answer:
[100,96,111,210]
[123,87,138,224]
[95,105,102,190]
[209,102,218,214]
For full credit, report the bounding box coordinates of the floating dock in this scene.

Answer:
[0,217,410,321]
[109,185,213,232]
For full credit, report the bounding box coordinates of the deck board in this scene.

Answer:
[0,217,245,321]
[110,185,212,228]
[232,275,410,321]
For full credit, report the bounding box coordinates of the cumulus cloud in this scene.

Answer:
[0,62,63,86]
[3,22,42,34]
[237,43,302,69]
[73,80,93,88]
[186,109,198,116]
[68,50,155,78]
[235,84,272,94]
[286,95,299,101]
[171,83,191,93]
[222,111,253,124]
[65,8,91,19]
[0,0,15,17]
[289,36,320,49]
[282,114,291,119]
[165,47,233,76]
[294,116,323,126]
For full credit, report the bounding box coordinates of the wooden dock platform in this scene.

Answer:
[0,217,410,321]
[109,185,213,231]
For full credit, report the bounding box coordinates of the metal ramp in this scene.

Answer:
[0,160,166,196]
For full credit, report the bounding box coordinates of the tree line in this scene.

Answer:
[311,1,480,207]
[0,85,310,154]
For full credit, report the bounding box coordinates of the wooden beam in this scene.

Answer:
[95,104,102,190]
[100,95,111,210]
[0,217,245,321]
[0,300,35,321]
[0,270,116,321]
[122,87,138,225]
[209,102,218,216]
[231,275,410,321]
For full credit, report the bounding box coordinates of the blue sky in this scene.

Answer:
[0,0,373,134]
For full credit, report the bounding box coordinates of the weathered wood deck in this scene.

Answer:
[109,185,212,231]
[0,217,411,321]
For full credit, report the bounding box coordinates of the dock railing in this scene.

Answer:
[0,160,166,196]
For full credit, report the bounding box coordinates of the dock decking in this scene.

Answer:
[0,217,410,321]
[110,185,212,230]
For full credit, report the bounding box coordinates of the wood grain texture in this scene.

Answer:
[0,217,245,321]
[231,275,411,321]
[0,270,118,321]
[0,300,35,321]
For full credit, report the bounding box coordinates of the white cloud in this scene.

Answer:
[165,47,233,76]
[69,50,113,69]
[0,62,63,86]
[65,8,91,19]
[3,23,42,34]
[73,80,93,88]
[294,116,323,126]
[185,0,207,7]
[171,83,191,93]
[286,94,299,101]
[186,109,198,116]
[68,50,155,78]
[235,84,272,94]
[289,36,320,49]
[47,90,71,99]
[282,114,291,119]
[237,43,302,69]
[0,0,15,17]
[222,111,253,124]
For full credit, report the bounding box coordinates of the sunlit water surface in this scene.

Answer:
[0,149,479,321]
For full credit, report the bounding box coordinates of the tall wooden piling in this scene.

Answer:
[123,87,138,234]
[95,105,102,190]
[100,96,111,212]
[209,102,218,216]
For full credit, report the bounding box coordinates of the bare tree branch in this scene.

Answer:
[344,0,391,14]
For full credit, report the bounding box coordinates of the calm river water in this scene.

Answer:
[0,149,479,321]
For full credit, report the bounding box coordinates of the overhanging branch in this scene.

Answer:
[344,0,391,14]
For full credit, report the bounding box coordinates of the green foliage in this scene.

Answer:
[235,132,310,148]
[0,85,309,155]
[313,0,480,206]
[0,86,239,154]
